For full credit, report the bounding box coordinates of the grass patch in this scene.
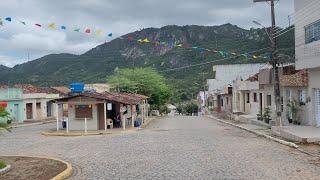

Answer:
[0,161,6,169]
[0,123,8,129]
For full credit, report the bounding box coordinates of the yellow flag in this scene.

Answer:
[137,39,143,43]
[253,55,258,59]
[142,38,150,43]
[176,44,183,47]
[212,65,217,72]
[48,22,56,29]
[96,29,103,36]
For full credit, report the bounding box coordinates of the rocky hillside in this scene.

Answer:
[0,24,294,102]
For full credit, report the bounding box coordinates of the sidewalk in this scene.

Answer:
[272,126,320,143]
[207,114,320,157]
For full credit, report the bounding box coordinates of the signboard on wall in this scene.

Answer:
[107,103,112,111]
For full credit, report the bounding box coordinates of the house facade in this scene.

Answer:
[53,92,148,131]
[232,74,260,116]
[207,63,266,112]
[294,0,320,127]
[0,88,24,123]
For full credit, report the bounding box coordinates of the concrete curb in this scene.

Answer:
[141,117,157,128]
[10,120,55,128]
[0,164,11,175]
[207,116,299,149]
[0,155,72,180]
[41,129,138,137]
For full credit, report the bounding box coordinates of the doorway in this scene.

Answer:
[26,103,33,119]
[259,93,263,113]
[315,89,320,127]
[47,102,52,117]
[13,104,19,122]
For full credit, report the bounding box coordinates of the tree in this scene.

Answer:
[185,102,199,115]
[108,67,172,109]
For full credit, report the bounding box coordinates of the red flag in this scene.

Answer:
[85,28,91,33]
[127,36,134,41]
[35,24,42,27]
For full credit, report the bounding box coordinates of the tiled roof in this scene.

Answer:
[0,84,69,95]
[246,73,259,82]
[53,92,147,105]
[51,86,71,95]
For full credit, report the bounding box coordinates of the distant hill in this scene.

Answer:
[0,65,9,72]
[0,24,294,102]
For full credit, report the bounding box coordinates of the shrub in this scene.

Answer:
[185,102,199,115]
[0,161,6,169]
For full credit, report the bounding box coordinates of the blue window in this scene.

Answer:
[305,20,320,44]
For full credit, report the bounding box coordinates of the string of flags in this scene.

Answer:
[119,35,270,60]
[0,16,269,60]
[0,16,113,39]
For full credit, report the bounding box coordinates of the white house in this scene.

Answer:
[294,0,320,127]
[207,63,267,112]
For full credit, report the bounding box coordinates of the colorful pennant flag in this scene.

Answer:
[107,33,113,37]
[85,28,91,33]
[142,38,150,43]
[0,18,3,26]
[48,23,56,29]
[19,21,26,25]
[74,28,80,32]
[5,17,12,22]
[127,36,134,41]
[35,23,42,27]
[61,26,66,30]
[176,44,183,47]
[95,30,102,36]
[137,39,143,43]
[253,55,258,59]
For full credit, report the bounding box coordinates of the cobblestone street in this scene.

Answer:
[1,116,320,179]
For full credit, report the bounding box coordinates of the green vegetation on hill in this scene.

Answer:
[0,24,294,103]
[108,67,172,109]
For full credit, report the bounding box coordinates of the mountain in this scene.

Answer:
[0,24,294,102]
[0,65,9,72]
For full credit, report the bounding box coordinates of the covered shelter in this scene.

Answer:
[51,92,148,132]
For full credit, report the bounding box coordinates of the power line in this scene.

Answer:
[159,47,271,72]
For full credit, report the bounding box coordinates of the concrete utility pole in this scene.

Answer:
[253,0,282,126]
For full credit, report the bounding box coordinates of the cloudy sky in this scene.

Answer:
[0,0,293,67]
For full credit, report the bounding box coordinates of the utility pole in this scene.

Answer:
[254,0,282,126]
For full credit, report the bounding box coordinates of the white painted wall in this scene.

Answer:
[295,0,320,69]
[68,104,98,131]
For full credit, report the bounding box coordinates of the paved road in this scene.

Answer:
[1,116,320,180]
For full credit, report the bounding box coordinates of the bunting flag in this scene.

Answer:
[127,36,134,41]
[219,51,226,58]
[5,17,11,22]
[85,28,91,33]
[212,66,217,72]
[142,38,150,43]
[48,22,56,29]
[0,15,269,60]
[95,29,102,36]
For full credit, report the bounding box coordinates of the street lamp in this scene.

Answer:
[252,20,273,42]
